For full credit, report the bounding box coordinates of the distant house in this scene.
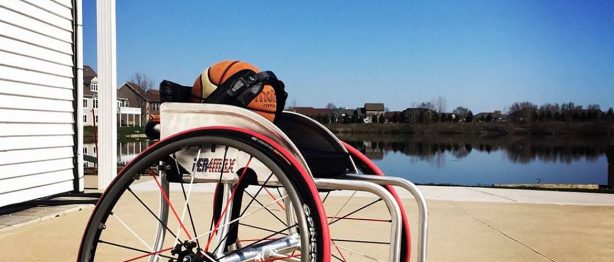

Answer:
[402,108,434,124]
[117,82,161,124]
[145,89,161,117]
[333,108,355,123]
[362,103,385,123]
[290,107,334,118]
[384,111,401,123]
[82,65,98,126]
[83,66,143,126]
[474,110,505,122]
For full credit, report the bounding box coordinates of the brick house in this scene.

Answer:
[83,66,143,126]
[362,103,385,123]
[117,82,160,123]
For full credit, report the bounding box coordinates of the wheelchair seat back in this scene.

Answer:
[276,112,354,178]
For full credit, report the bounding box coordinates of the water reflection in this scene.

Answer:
[341,134,610,164]
[84,141,149,167]
[338,134,613,186]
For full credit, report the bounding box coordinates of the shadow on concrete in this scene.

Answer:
[0,192,100,216]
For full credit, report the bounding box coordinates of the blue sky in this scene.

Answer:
[83,0,614,113]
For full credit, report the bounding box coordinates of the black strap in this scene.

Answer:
[205,70,287,120]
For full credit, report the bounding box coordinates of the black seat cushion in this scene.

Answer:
[299,147,350,178]
[275,113,351,178]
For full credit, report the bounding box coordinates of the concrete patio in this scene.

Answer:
[1,185,613,261]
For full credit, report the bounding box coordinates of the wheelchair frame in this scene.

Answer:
[154,103,429,262]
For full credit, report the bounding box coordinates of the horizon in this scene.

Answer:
[83,1,614,113]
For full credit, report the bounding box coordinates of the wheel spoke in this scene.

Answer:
[265,187,286,210]
[329,191,357,223]
[206,146,229,248]
[121,246,174,262]
[331,239,348,261]
[237,223,288,235]
[327,217,391,223]
[109,212,153,251]
[322,191,331,203]
[98,240,174,260]
[336,244,383,261]
[331,238,390,245]
[204,155,253,252]
[148,169,192,239]
[329,199,382,226]
[211,172,277,254]
[244,191,288,226]
[127,187,183,242]
[172,147,201,249]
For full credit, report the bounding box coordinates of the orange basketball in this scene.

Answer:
[192,60,278,121]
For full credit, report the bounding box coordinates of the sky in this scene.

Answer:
[83,0,614,113]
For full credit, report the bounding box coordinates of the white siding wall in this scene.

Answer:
[0,0,80,207]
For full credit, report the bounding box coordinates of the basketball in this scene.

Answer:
[192,60,278,121]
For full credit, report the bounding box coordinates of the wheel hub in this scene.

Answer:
[170,241,213,262]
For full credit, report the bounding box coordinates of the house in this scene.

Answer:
[402,108,434,124]
[290,107,334,119]
[117,82,160,123]
[0,0,84,207]
[83,66,143,126]
[474,110,505,122]
[362,103,385,123]
[145,89,161,117]
[384,111,401,123]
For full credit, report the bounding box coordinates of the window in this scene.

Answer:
[152,102,160,112]
[91,82,98,91]
[93,96,98,108]
[83,147,88,154]
[83,114,87,122]
[95,115,98,123]
[117,99,129,108]
[83,99,87,107]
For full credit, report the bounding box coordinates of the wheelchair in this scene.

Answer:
[78,103,428,262]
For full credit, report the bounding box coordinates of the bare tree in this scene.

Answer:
[418,101,436,111]
[131,72,155,91]
[452,106,470,119]
[509,101,537,114]
[432,96,447,113]
[326,102,337,109]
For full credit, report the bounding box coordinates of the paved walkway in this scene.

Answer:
[415,185,614,206]
[0,186,612,261]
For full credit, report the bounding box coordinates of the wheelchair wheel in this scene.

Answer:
[78,127,330,262]
[314,142,411,261]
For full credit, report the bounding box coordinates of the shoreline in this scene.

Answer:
[325,122,614,137]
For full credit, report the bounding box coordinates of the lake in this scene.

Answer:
[84,142,149,168]
[338,134,614,188]
[86,135,614,189]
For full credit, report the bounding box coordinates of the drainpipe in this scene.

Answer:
[73,0,84,192]
[96,0,117,190]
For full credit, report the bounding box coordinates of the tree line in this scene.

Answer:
[507,102,614,122]
[311,101,614,125]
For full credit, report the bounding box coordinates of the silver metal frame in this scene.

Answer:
[315,178,403,262]
[345,174,429,262]
[151,171,170,262]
